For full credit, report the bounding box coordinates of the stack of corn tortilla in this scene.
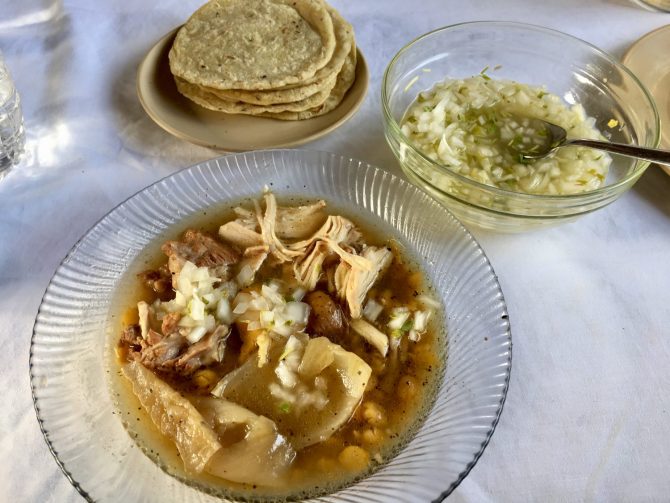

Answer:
[168,0,356,121]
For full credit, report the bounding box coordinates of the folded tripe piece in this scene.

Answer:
[122,360,295,487]
[212,333,371,449]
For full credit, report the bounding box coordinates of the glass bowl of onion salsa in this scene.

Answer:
[382,21,660,231]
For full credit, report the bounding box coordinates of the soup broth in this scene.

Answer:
[107,193,444,500]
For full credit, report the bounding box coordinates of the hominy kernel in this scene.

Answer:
[363,401,386,426]
[338,446,370,471]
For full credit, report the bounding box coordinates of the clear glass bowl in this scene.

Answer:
[382,22,660,231]
[30,150,511,501]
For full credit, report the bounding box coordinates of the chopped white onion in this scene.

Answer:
[235,291,252,304]
[257,333,271,368]
[218,281,238,301]
[189,296,205,321]
[269,382,295,403]
[178,315,196,328]
[284,301,310,328]
[236,265,255,287]
[233,302,248,315]
[177,274,193,297]
[250,296,270,312]
[246,320,262,331]
[192,266,212,283]
[137,301,149,339]
[216,298,233,324]
[351,318,389,357]
[202,292,217,305]
[296,389,328,410]
[272,316,294,337]
[262,284,285,306]
[173,291,187,307]
[204,314,216,332]
[260,310,275,328]
[387,307,411,330]
[413,310,431,332]
[417,295,441,310]
[363,298,383,322]
[291,287,306,302]
[267,280,282,292]
[186,325,207,344]
[180,261,197,280]
[282,336,303,367]
[400,76,611,195]
[275,362,297,388]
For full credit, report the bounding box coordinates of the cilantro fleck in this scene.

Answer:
[517,153,531,165]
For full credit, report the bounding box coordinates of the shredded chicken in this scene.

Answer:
[237,245,270,286]
[233,206,259,228]
[221,195,367,286]
[289,215,362,253]
[274,200,327,240]
[162,229,239,283]
[334,246,393,318]
[294,241,331,290]
[255,194,303,263]
[219,221,264,249]
[287,215,369,289]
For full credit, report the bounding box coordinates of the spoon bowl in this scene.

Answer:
[515,117,670,166]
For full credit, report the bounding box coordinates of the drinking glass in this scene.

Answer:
[0,51,25,178]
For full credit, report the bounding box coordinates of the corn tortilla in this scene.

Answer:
[261,46,357,120]
[174,73,335,114]
[197,4,354,105]
[169,0,336,91]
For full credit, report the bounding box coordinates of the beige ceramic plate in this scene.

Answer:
[137,28,369,151]
[623,25,670,175]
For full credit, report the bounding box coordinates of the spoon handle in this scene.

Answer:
[567,139,670,166]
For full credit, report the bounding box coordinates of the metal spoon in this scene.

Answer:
[515,118,670,165]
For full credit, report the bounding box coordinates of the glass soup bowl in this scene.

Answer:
[31,150,512,502]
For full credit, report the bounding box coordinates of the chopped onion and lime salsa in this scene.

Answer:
[400,73,611,195]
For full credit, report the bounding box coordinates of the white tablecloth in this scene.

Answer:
[1,0,669,501]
